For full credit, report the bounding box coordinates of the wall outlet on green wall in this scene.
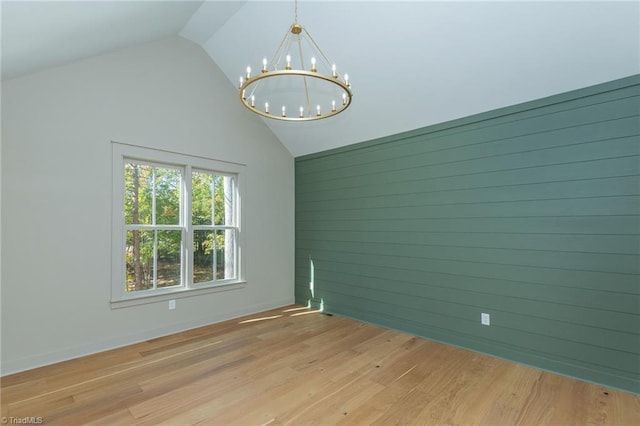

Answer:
[481,313,490,326]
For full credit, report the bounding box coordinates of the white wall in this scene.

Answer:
[0,36,295,375]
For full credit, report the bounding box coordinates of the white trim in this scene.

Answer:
[184,164,193,299]
[1,298,294,376]
[110,281,247,309]
[111,141,247,304]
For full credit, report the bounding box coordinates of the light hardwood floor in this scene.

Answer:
[1,305,639,425]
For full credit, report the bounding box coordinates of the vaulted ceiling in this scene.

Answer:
[3,1,639,157]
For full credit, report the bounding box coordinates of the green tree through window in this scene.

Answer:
[191,171,237,283]
[124,163,182,292]
[123,160,238,294]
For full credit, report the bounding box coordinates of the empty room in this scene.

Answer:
[1,0,639,424]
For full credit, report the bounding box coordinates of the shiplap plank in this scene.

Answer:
[295,251,640,300]
[297,196,640,223]
[297,137,639,192]
[296,156,640,203]
[296,230,640,254]
[297,215,640,235]
[296,240,640,274]
[297,116,639,184]
[295,255,640,298]
[297,175,640,211]
[294,266,640,322]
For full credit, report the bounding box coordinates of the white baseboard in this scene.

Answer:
[1,298,294,376]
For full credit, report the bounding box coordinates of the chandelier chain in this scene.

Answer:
[296,34,311,113]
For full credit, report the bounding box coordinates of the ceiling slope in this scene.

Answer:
[1,0,204,80]
[3,1,639,157]
[190,1,640,156]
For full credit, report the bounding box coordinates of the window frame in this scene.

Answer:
[111,142,246,308]
[190,169,240,285]
[124,160,185,294]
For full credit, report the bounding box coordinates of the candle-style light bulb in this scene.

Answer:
[332,63,337,77]
[299,106,304,118]
[282,105,286,117]
[262,58,268,72]
[286,54,292,70]
[251,95,255,107]
[265,102,269,114]
[316,104,321,116]
[242,89,246,100]
[342,92,347,105]
[246,66,251,79]
[344,73,349,87]
[332,100,336,112]
[311,56,317,72]
[239,76,244,88]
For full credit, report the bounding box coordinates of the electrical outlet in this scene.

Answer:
[481,312,490,326]
[169,299,176,310]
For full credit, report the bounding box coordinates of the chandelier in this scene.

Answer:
[238,1,353,122]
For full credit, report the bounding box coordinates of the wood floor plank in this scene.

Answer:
[279,375,385,425]
[1,304,638,425]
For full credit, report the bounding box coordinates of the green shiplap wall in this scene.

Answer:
[295,75,640,394]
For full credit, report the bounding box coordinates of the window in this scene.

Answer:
[112,143,245,307]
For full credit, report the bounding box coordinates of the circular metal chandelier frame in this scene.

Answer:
[239,69,353,122]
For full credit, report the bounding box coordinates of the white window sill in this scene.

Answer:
[110,281,247,309]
